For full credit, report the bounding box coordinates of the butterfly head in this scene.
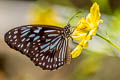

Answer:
[64,24,71,38]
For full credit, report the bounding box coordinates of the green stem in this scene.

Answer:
[96,33,120,50]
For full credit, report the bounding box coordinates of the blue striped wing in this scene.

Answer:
[4,25,69,70]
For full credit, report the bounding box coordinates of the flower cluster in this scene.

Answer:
[71,2,103,58]
[29,6,61,26]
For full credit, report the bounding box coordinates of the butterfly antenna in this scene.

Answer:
[67,10,82,24]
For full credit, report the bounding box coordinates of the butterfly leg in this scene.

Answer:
[70,36,78,45]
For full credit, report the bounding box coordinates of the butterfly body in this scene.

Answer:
[5,24,71,70]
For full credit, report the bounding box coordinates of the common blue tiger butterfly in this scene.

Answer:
[4,24,72,70]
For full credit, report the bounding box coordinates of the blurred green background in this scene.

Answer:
[0,0,120,80]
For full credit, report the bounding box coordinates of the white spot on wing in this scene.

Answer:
[53,64,55,67]
[24,49,26,52]
[40,54,43,56]
[26,38,30,41]
[42,36,45,39]
[61,41,65,59]
[15,39,17,42]
[22,38,26,42]
[21,27,27,30]
[41,46,49,52]
[61,62,63,64]
[48,58,51,62]
[35,53,39,57]
[27,42,30,47]
[48,34,58,37]
[36,58,38,61]
[56,64,58,67]
[46,56,48,59]
[21,44,24,48]
[39,62,42,65]
[33,36,40,41]
[51,58,53,63]
[37,40,40,42]
[33,58,35,60]
[41,56,45,60]
[40,43,50,49]
[17,44,20,47]
[45,39,51,42]
[31,51,34,53]
[27,26,32,27]
[21,28,30,33]
[43,62,45,66]
[14,31,18,34]
[46,65,49,68]
[50,65,52,68]
[34,27,42,33]
[44,30,56,33]
[13,35,17,39]
[21,31,29,37]
[8,32,11,34]
[59,59,61,62]
[35,47,38,50]
[29,34,35,37]
[9,35,11,38]
[55,58,57,62]
[58,63,61,66]
[10,39,12,41]
[26,50,29,53]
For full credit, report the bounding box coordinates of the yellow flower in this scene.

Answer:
[71,2,103,58]
[28,6,62,27]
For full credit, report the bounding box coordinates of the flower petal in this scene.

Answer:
[86,2,100,26]
[72,30,87,40]
[71,45,83,58]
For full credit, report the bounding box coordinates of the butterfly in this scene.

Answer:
[4,24,72,70]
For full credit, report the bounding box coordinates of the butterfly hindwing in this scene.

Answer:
[4,25,69,70]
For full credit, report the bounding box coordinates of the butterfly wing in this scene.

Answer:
[4,25,70,70]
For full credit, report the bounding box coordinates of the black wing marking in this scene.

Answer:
[4,25,69,70]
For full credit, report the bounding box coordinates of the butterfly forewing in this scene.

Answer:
[5,25,69,70]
